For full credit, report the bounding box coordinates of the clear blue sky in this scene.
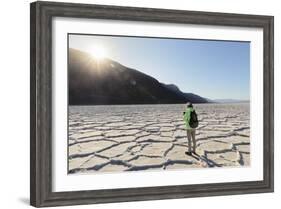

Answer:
[69,34,250,100]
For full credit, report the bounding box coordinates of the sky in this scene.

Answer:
[69,34,250,100]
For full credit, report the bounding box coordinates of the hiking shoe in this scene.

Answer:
[185,151,192,156]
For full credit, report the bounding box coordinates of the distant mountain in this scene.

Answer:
[205,98,215,103]
[212,99,250,103]
[162,84,208,103]
[69,48,209,105]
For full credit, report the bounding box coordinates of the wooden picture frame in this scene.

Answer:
[30,1,274,207]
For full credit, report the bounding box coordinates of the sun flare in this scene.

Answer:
[90,45,107,60]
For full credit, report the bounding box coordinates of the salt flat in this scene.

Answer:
[68,103,250,174]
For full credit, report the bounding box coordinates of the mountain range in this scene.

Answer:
[69,48,209,105]
[212,99,250,103]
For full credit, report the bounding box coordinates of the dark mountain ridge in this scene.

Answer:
[69,48,209,105]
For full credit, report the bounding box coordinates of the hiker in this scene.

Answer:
[183,102,199,155]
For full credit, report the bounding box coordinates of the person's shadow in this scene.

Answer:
[185,152,221,167]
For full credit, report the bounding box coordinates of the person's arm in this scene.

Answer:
[183,109,191,128]
[186,109,191,123]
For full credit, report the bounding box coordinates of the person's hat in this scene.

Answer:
[187,102,193,108]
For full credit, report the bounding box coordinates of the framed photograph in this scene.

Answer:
[30,1,274,207]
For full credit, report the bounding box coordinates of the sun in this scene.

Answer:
[90,45,107,60]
